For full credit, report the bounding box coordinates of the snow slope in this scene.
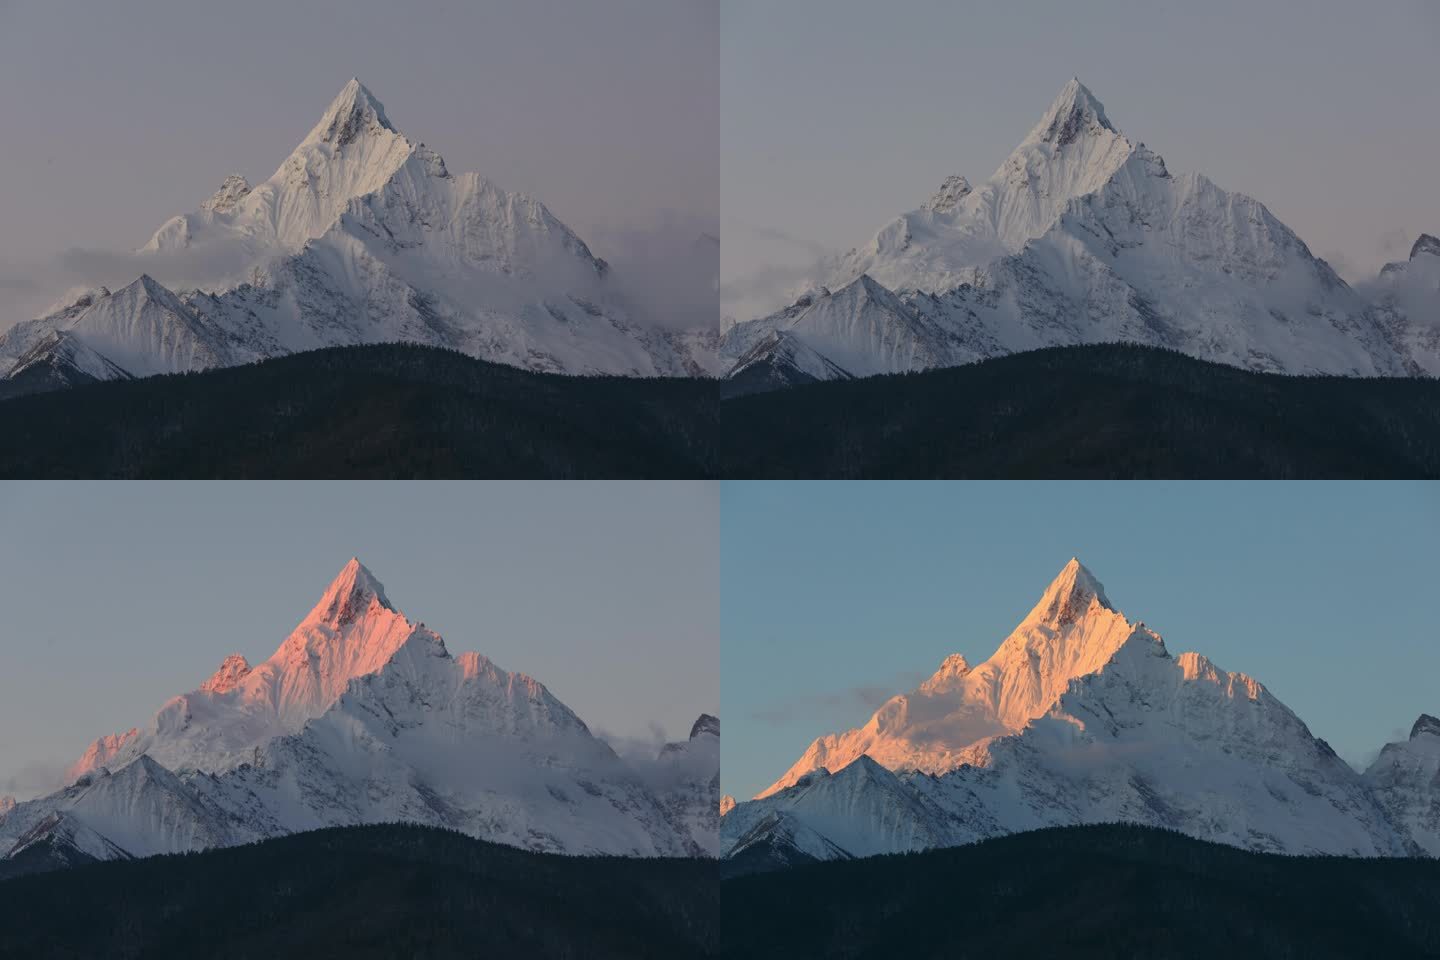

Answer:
[1371,235,1440,376]
[1365,714,1440,855]
[67,558,428,781]
[721,79,1432,382]
[3,559,718,865]
[653,714,722,856]
[0,79,713,386]
[724,559,1418,864]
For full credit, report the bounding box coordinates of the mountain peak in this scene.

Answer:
[308,78,396,147]
[309,557,393,626]
[690,714,720,739]
[918,653,973,695]
[1411,234,1440,260]
[922,175,972,214]
[1023,557,1113,627]
[1025,77,1116,148]
[200,175,252,214]
[199,654,252,694]
[1412,714,1440,739]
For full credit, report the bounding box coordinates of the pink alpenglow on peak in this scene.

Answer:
[726,558,1416,863]
[66,558,431,781]
[4,557,720,863]
[64,728,140,784]
[199,655,252,694]
[756,557,1149,797]
[307,556,394,626]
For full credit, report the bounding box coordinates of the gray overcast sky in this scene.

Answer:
[0,0,717,325]
[721,0,1440,321]
[0,482,718,800]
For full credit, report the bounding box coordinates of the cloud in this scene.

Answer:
[1320,250,1359,284]
[1,218,721,336]
[719,261,820,314]
[734,222,830,260]
[595,720,717,791]
[0,235,269,331]
[587,211,720,332]
[0,758,69,801]
[749,670,928,727]
[1344,724,1411,773]
[717,220,835,322]
[1379,228,1414,259]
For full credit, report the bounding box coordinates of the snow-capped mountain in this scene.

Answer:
[1372,234,1440,376]
[1365,714,1440,856]
[66,558,425,781]
[0,79,712,390]
[723,559,1418,867]
[721,79,1435,384]
[653,714,722,856]
[1,559,718,870]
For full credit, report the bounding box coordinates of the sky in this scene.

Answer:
[721,0,1440,322]
[0,482,718,800]
[721,481,1440,801]
[0,0,717,328]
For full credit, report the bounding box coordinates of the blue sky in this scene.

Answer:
[0,481,718,799]
[721,482,1439,800]
[721,0,1440,321]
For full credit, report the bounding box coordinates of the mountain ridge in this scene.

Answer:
[723,558,1435,866]
[2,559,719,869]
[721,78,1435,384]
[0,79,715,389]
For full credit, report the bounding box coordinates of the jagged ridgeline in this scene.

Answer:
[723,560,1440,870]
[0,560,720,872]
[0,78,721,395]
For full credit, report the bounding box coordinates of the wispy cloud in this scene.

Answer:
[0,758,69,801]
[749,670,927,727]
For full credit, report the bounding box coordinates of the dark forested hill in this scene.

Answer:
[0,343,718,478]
[719,344,1440,478]
[4,342,1439,477]
[0,824,717,960]
[721,823,1440,959]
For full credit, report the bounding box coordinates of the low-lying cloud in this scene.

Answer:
[749,670,928,727]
